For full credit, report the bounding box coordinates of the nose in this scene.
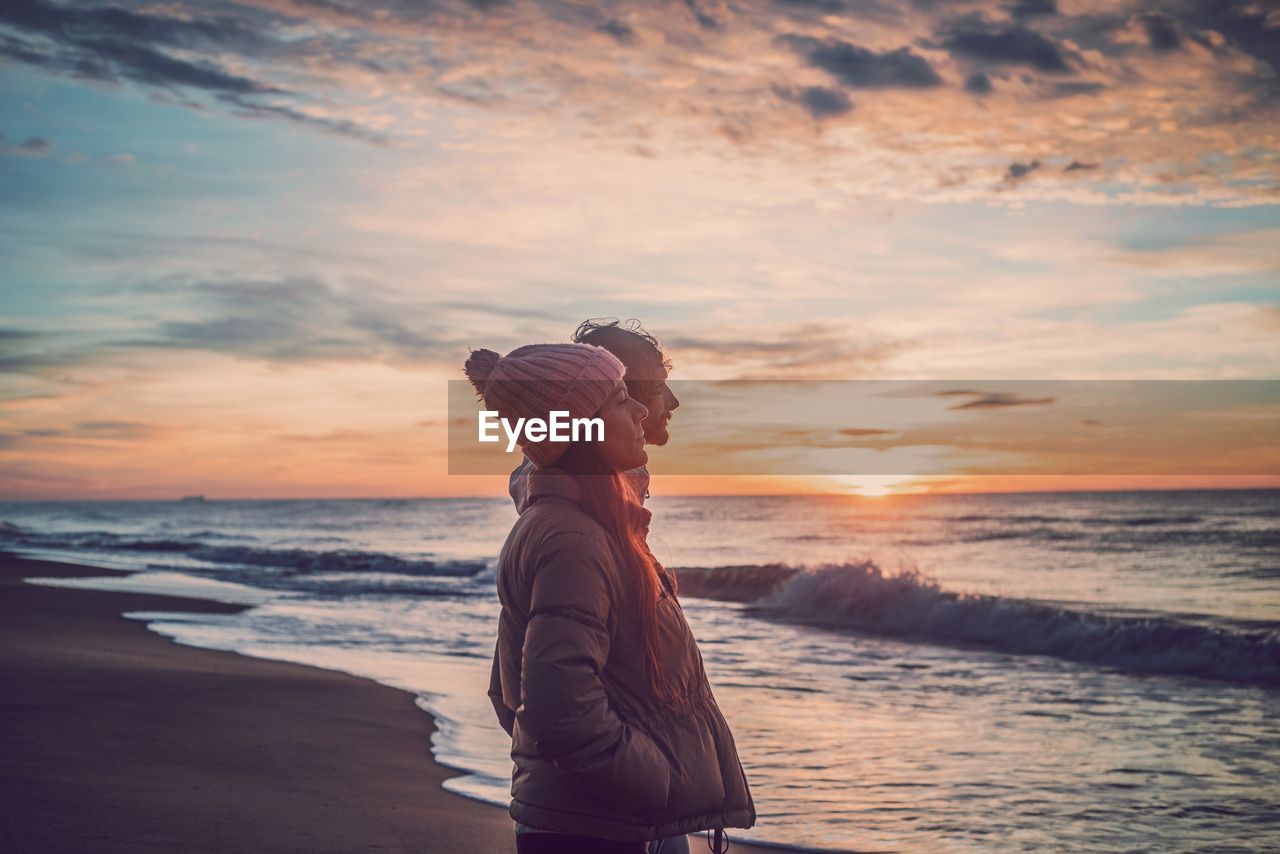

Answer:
[666,386,680,411]
[633,398,649,422]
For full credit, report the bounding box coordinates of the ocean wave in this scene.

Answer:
[675,562,1280,686]
[1081,514,1204,526]
[954,526,1280,550]
[952,514,1066,524]
[131,561,488,599]
[1225,566,1280,580]
[674,564,800,601]
[242,572,477,598]
[950,513,1203,526]
[961,527,1087,543]
[182,544,486,577]
[0,526,487,578]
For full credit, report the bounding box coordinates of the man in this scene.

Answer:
[509,318,679,510]
[573,319,680,449]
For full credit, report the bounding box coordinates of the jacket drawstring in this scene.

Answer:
[707,828,729,853]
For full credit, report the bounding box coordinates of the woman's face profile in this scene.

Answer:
[595,380,649,472]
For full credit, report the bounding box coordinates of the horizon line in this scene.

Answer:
[3,484,1279,503]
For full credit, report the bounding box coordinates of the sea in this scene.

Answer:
[2,489,1277,852]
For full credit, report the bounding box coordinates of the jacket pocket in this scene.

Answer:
[605,723,673,812]
[639,708,727,820]
[555,719,672,814]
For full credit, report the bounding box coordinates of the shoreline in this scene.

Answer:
[0,552,780,853]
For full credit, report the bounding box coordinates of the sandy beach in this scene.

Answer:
[0,553,775,854]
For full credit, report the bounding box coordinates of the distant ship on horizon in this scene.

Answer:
[178,495,206,503]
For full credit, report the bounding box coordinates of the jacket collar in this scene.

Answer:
[512,459,651,515]
[526,467,582,505]
[527,467,674,597]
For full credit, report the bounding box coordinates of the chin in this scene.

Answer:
[643,430,669,446]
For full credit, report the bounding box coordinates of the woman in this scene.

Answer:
[465,343,755,854]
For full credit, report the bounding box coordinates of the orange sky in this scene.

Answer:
[1,0,1278,499]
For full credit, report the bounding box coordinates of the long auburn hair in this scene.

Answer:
[556,440,682,707]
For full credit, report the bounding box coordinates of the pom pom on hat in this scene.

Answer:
[463,348,501,397]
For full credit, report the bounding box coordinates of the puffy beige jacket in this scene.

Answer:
[488,468,756,842]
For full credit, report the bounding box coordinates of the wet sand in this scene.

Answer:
[0,553,776,853]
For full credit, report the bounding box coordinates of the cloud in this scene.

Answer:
[724,425,897,450]
[2,278,529,377]
[0,0,401,140]
[1135,12,1181,52]
[0,329,97,377]
[772,0,847,12]
[0,420,159,448]
[1106,228,1280,278]
[935,390,1057,409]
[0,132,51,156]
[120,276,449,364]
[0,0,1276,206]
[71,420,156,439]
[781,35,943,89]
[775,84,854,119]
[663,324,908,378]
[276,428,376,444]
[1046,81,1105,98]
[0,328,47,344]
[1255,305,1280,332]
[595,19,636,45]
[1182,0,1280,77]
[217,94,392,145]
[105,275,575,367]
[1008,0,1055,21]
[0,0,279,95]
[964,70,993,94]
[432,301,562,322]
[683,0,721,30]
[938,15,1072,73]
[1004,159,1041,184]
[0,351,82,374]
[0,0,277,54]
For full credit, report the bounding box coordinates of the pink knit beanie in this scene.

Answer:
[463,343,626,469]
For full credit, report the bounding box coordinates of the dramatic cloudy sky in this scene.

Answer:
[1,0,1277,497]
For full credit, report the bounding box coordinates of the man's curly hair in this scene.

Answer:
[572,318,672,400]
[572,318,672,372]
